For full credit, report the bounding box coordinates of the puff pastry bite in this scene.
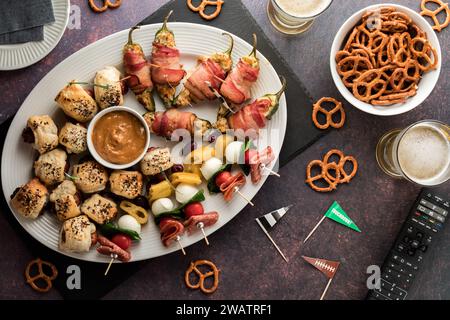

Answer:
[55,81,98,122]
[10,178,49,219]
[23,115,59,154]
[81,194,118,224]
[72,160,108,194]
[59,122,87,154]
[50,180,82,221]
[109,170,143,199]
[94,66,124,109]
[34,148,68,186]
[59,215,95,253]
[140,147,173,176]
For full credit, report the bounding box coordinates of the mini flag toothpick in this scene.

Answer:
[303,201,360,244]
[255,205,293,263]
[302,256,340,300]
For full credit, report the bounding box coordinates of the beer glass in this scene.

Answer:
[267,0,333,35]
[376,120,450,186]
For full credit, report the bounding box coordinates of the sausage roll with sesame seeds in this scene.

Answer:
[94,66,124,109]
[72,160,108,194]
[109,170,144,199]
[50,180,82,221]
[34,148,68,186]
[81,194,118,225]
[59,215,95,252]
[22,115,59,154]
[10,178,49,219]
[55,81,98,123]
[58,122,87,154]
[140,147,173,176]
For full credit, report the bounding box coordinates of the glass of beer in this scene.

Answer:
[376,120,450,186]
[267,0,334,35]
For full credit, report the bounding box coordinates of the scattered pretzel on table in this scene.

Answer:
[88,0,122,13]
[420,0,450,32]
[187,0,224,20]
[312,97,346,130]
[185,260,220,294]
[305,149,358,193]
[24,258,58,293]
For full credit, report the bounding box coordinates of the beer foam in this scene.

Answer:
[275,0,332,18]
[398,124,450,184]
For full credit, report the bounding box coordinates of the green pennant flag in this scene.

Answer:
[325,201,361,232]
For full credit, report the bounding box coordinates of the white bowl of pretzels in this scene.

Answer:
[330,3,442,116]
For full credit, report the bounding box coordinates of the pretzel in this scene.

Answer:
[187,0,224,20]
[336,6,439,106]
[25,258,58,293]
[420,0,450,32]
[305,160,340,193]
[185,260,220,294]
[353,69,387,102]
[322,149,358,184]
[88,0,122,13]
[312,97,346,130]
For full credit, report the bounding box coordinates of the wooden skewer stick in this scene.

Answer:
[197,222,210,246]
[176,235,186,255]
[234,187,255,206]
[303,215,327,244]
[255,218,288,263]
[104,253,118,276]
[320,278,333,300]
[260,164,280,177]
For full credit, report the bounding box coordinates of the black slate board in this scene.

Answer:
[0,0,325,300]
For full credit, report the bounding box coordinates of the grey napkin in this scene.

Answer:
[0,0,55,45]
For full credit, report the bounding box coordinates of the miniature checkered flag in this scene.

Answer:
[255,205,293,262]
[302,256,341,300]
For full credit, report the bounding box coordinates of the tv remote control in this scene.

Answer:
[366,188,449,300]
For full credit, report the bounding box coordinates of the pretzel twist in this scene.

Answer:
[420,0,450,32]
[88,0,122,13]
[312,97,346,130]
[187,0,224,20]
[25,258,58,293]
[185,260,220,294]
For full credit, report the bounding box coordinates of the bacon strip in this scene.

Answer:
[219,172,246,201]
[186,59,226,101]
[151,108,196,139]
[160,219,185,247]
[184,212,219,234]
[228,98,271,132]
[97,235,131,262]
[151,43,186,85]
[124,50,153,95]
[220,60,259,104]
[249,146,275,184]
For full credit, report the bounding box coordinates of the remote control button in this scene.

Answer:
[420,199,447,217]
[407,249,416,256]
[443,201,449,209]
[403,236,410,243]
[407,226,414,234]
[396,243,406,253]
[426,235,432,243]
[419,245,427,253]
[410,240,420,249]
[416,232,423,239]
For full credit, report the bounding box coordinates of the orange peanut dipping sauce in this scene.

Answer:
[92,111,146,164]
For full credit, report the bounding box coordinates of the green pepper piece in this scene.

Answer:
[100,222,142,241]
[262,76,287,120]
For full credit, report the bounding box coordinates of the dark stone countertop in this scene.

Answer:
[0,0,449,300]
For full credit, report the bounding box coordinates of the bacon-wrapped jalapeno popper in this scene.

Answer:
[143,108,211,140]
[216,76,286,133]
[151,11,186,106]
[219,33,260,105]
[173,33,234,108]
[123,26,155,111]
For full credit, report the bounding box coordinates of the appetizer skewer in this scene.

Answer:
[216,76,287,134]
[143,108,211,140]
[123,26,155,111]
[173,33,234,108]
[151,11,186,106]
[219,33,260,105]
